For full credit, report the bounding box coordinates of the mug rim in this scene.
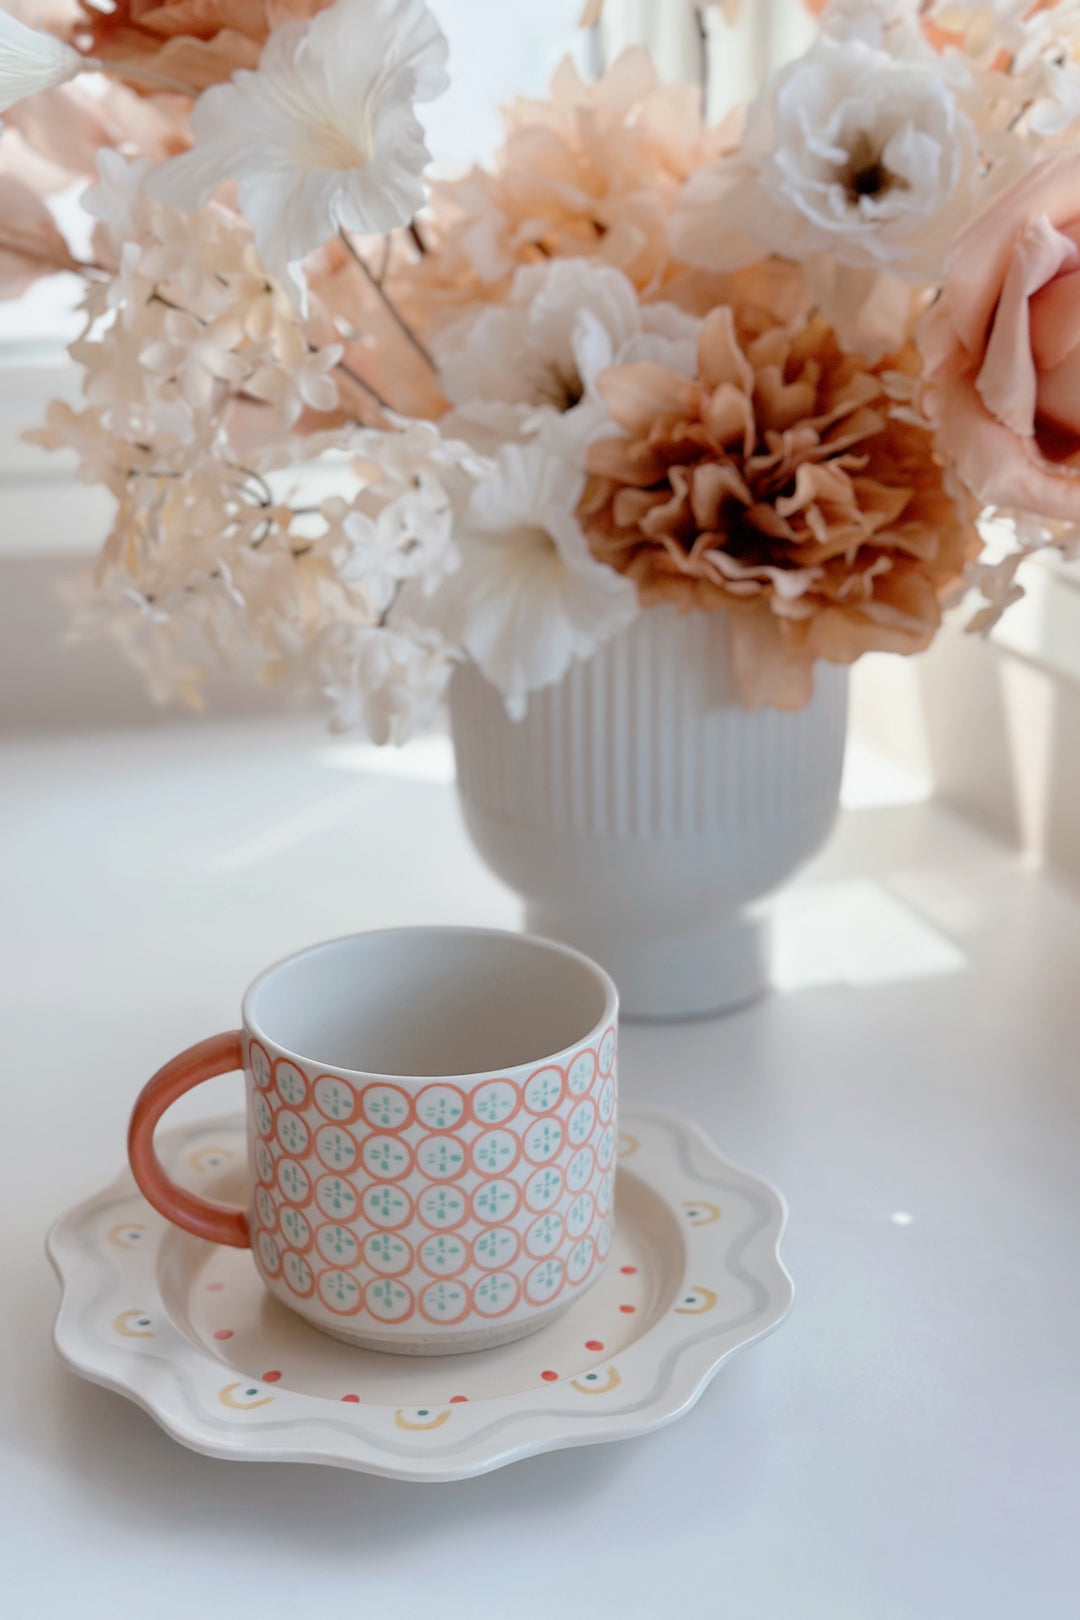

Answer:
[241,925,619,1085]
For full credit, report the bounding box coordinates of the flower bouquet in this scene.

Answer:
[4,0,1080,1012]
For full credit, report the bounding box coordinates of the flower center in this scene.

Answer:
[534,361,584,413]
[293,121,369,172]
[842,131,909,206]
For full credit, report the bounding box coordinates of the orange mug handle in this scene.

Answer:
[127,1031,251,1248]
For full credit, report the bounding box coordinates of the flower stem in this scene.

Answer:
[338,229,437,374]
[335,357,391,415]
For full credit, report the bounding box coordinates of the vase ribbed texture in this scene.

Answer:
[451,608,848,841]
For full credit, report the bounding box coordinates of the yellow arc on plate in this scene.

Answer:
[683,1201,722,1226]
[395,1409,452,1431]
[112,1308,154,1338]
[571,1365,622,1394]
[218,1382,275,1411]
[675,1286,718,1315]
[107,1223,146,1249]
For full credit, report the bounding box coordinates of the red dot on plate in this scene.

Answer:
[341,1393,361,1403]
[619,1304,636,1314]
[449,1395,468,1403]
[261,1370,282,1382]
[206,1281,224,1292]
[585,1339,604,1351]
[213,1328,234,1340]
[620,1265,637,1275]
[540,1370,559,1382]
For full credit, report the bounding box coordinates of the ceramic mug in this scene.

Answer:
[128,927,619,1354]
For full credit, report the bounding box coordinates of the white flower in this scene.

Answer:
[140,308,249,412]
[248,330,343,428]
[437,260,700,457]
[144,0,449,307]
[670,18,977,282]
[423,442,639,720]
[0,9,83,115]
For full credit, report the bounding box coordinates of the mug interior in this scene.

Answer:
[244,928,613,1079]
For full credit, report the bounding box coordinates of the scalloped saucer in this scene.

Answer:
[47,1106,792,1481]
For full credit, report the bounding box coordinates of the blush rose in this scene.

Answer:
[920,155,1080,520]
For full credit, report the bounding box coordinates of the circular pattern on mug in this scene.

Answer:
[567,1049,597,1097]
[419,1279,469,1325]
[282,1250,314,1298]
[315,1124,357,1174]
[275,1110,309,1158]
[362,1084,412,1131]
[248,1039,272,1090]
[278,1205,312,1252]
[363,1231,413,1276]
[366,1278,413,1322]
[470,1128,519,1177]
[597,1123,616,1170]
[317,1269,362,1314]
[471,1079,519,1126]
[523,1116,563,1165]
[254,1185,276,1230]
[566,1191,594,1239]
[418,1232,468,1277]
[567,1098,596,1147]
[597,1212,613,1260]
[524,1067,563,1115]
[596,1168,615,1216]
[524,1164,563,1212]
[361,1134,413,1180]
[525,1258,564,1306]
[567,1145,595,1194]
[415,1135,467,1181]
[315,1222,358,1267]
[362,1183,412,1231]
[598,1028,616,1076]
[315,1174,357,1221]
[471,1178,520,1224]
[567,1236,595,1285]
[274,1059,309,1110]
[597,1075,615,1124]
[525,1212,563,1258]
[472,1226,520,1270]
[417,1184,468,1231]
[473,1272,520,1318]
[254,1139,275,1186]
[415,1084,466,1132]
[256,1230,280,1276]
[313,1074,357,1124]
[252,1092,274,1140]
[275,1158,311,1206]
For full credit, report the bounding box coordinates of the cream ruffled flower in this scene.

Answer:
[0,9,83,115]
[671,9,977,284]
[435,259,700,456]
[422,442,639,719]
[145,0,449,305]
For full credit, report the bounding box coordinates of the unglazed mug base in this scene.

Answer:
[312,1294,586,1356]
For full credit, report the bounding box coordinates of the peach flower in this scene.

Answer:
[920,154,1080,521]
[579,301,981,708]
[394,49,733,341]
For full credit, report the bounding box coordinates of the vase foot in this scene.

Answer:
[523,906,771,1021]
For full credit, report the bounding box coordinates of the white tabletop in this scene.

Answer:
[2,717,1077,1620]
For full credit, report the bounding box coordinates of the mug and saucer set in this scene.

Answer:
[49,926,792,1480]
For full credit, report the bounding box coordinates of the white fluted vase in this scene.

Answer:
[449,608,848,1019]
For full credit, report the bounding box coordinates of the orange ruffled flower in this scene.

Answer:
[578,301,982,709]
[72,0,334,95]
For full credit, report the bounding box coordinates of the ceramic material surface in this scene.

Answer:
[450,607,849,1019]
[127,928,619,1354]
[49,1106,792,1482]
